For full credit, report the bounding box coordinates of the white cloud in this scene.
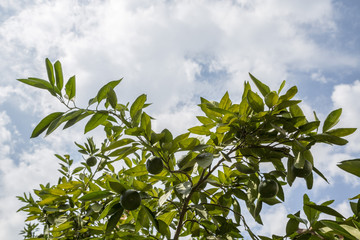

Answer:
[0,0,359,239]
[331,80,360,153]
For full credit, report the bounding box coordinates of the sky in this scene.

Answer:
[0,0,360,239]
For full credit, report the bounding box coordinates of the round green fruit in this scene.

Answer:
[86,156,97,167]
[258,179,279,198]
[291,160,313,178]
[120,190,141,210]
[146,157,164,175]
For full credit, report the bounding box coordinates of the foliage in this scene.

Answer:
[17,59,360,239]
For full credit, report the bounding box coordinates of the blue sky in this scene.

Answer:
[0,0,360,239]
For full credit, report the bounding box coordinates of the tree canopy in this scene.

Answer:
[17,59,360,239]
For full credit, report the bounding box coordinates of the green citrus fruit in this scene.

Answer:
[86,156,97,167]
[120,190,141,210]
[258,179,279,198]
[291,160,313,178]
[146,157,164,175]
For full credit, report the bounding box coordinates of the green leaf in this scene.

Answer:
[306,204,345,219]
[286,217,299,236]
[84,111,108,134]
[305,172,313,190]
[140,112,151,138]
[254,200,263,217]
[265,91,279,108]
[278,80,286,94]
[31,112,64,138]
[219,91,232,110]
[130,94,147,119]
[279,86,298,102]
[123,164,148,177]
[299,121,320,134]
[65,76,76,100]
[294,151,306,168]
[103,138,135,151]
[321,220,357,240]
[144,206,159,231]
[195,152,213,168]
[326,128,356,137]
[338,159,360,178]
[107,88,118,109]
[233,198,241,224]
[45,58,55,86]
[312,133,348,145]
[17,78,56,95]
[105,207,123,235]
[323,108,342,132]
[313,166,329,183]
[108,179,126,194]
[54,61,63,90]
[249,73,270,97]
[157,210,177,226]
[247,90,264,112]
[63,111,91,130]
[98,197,121,220]
[96,79,122,103]
[79,190,112,201]
[188,126,211,135]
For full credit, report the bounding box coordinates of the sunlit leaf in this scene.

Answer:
[65,76,76,100]
[323,108,342,132]
[84,111,108,133]
[249,73,270,97]
[247,90,264,112]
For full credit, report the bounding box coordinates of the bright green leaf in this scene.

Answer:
[323,108,342,132]
[84,111,108,134]
[65,76,76,100]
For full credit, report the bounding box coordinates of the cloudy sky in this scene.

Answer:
[0,0,360,239]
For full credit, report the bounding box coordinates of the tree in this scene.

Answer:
[17,58,360,239]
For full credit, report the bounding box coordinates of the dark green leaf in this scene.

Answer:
[108,179,126,194]
[105,207,123,235]
[313,166,329,184]
[54,61,63,90]
[45,58,55,86]
[65,76,76,100]
[84,111,108,133]
[286,217,299,236]
[323,108,342,132]
[98,197,121,220]
[249,73,270,97]
[31,112,64,138]
[306,204,345,219]
[63,111,91,129]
